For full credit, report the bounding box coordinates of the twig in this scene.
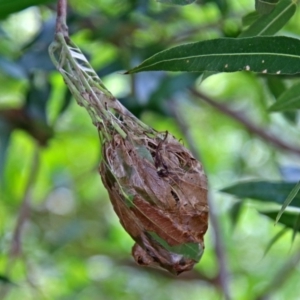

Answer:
[255,249,300,300]
[55,0,69,37]
[8,147,40,265]
[170,101,231,300]
[0,147,40,299]
[189,88,300,157]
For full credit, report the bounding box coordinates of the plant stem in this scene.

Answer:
[170,101,231,300]
[190,88,300,157]
[0,146,40,299]
[56,0,68,37]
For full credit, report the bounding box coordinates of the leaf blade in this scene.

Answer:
[240,0,297,38]
[269,83,300,111]
[221,181,300,207]
[127,36,300,75]
[275,181,300,224]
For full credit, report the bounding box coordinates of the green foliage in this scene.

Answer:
[269,83,300,111]
[127,36,300,74]
[1,0,300,299]
[239,0,296,37]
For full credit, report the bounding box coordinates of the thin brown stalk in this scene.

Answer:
[56,0,68,37]
[170,101,231,300]
[190,88,300,157]
[0,147,40,299]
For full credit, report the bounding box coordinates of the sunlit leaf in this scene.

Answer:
[275,181,300,224]
[221,181,300,207]
[0,274,14,285]
[127,36,300,75]
[292,213,300,244]
[263,227,288,256]
[269,83,300,112]
[266,76,297,122]
[240,0,296,38]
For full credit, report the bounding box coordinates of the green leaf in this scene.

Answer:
[0,274,14,285]
[240,0,296,38]
[157,0,196,5]
[127,36,300,75]
[148,232,203,261]
[0,119,12,184]
[261,211,300,230]
[275,181,300,224]
[228,201,243,228]
[269,83,300,112]
[242,11,260,27]
[0,0,55,19]
[266,77,297,122]
[221,181,300,208]
[256,0,278,14]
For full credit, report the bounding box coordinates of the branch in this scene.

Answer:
[170,101,232,300]
[0,147,40,299]
[55,0,69,37]
[8,147,40,262]
[189,88,300,157]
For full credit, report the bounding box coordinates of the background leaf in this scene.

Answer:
[239,0,296,37]
[222,181,300,207]
[275,181,300,224]
[261,211,300,230]
[269,82,300,112]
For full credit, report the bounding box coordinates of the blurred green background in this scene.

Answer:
[1,0,300,299]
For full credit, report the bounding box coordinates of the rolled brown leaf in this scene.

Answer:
[100,130,208,275]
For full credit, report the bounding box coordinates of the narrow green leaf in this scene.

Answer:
[260,211,300,230]
[242,11,260,27]
[240,0,296,38]
[0,274,14,285]
[269,83,300,112]
[275,181,300,224]
[148,232,203,261]
[0,0,55,19]
[256,0,278,14]
[263,227,288,257]
[221,181,300,208]
[266,77,297,122]
[157,0,196,5]
[127,36,300,75]
[229,201,243,228]
[266,76,286,99]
